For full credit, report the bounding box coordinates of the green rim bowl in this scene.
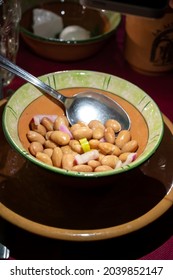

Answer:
[2,70,164,178]
[20,0,121,61]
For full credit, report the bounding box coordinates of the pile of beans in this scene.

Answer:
[26,115,138,172]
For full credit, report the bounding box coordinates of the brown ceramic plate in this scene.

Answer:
[20,0,121,61]
[0,98,172,241]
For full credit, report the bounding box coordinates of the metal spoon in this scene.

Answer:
[0,55,130,129]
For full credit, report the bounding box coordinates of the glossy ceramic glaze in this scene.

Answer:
[3,70,163,178]
[125,10,173,75]
[20,0,121,61]
[0,98,172,240]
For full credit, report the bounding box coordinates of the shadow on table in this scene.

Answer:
[0,204,173,260]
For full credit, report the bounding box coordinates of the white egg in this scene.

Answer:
[33,9,63,38]
[59,25,90,40]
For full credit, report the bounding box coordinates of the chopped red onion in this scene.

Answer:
[99,137,106,142]
[59,124,73,139]
[122,153,137,167]
[75,149,99,165]
[33,114,58,125]
[115,160,123,169]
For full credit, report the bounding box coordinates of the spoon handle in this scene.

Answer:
[0,55,66,104]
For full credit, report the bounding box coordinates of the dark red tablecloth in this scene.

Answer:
[140,236,173,260]
[1,18,173,260]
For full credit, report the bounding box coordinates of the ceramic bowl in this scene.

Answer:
[20,0,121,61]
[3,70,164,179]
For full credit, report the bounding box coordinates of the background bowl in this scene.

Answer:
[20,0,121,61]
[3,70,164,179]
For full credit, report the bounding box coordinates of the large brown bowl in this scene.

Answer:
[0,95,172,241]
[20,0,121,61]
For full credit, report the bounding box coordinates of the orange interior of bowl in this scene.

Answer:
[20,1,110,39]
[18,87,149,158]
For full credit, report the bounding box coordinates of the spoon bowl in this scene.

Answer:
[65,91,130,129]
[0,54,130,129]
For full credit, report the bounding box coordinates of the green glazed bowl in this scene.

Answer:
[3,70,164,178]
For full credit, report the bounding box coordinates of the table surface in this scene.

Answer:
[0,18,173,260]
